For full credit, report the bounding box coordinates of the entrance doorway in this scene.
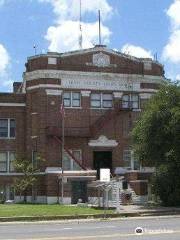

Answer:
[93,151,112,179]
[71,181,87,204]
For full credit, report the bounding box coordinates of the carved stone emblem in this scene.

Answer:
[92,52,110,67]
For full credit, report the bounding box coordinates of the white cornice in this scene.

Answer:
[26,84,61,91]
[0,103,26,107]
[24,69,166,85]
[46,89,62,95]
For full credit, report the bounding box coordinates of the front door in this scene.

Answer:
[93,151,112,179]
[71,181,87,204]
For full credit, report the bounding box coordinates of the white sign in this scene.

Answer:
[62,78,139,91]
[100,168,110,182]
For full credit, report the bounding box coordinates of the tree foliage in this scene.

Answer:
[132,83,180,206]
[13,156,43,202]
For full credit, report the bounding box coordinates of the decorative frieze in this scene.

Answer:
[88,135,118,147]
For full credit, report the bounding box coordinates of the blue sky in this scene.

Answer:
[0,0,180,92]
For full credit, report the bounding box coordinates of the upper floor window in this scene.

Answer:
[91,93,113,108]
[0,152,15,172]
[122,94,139,109]
[0,119,15,138]
[63,92,81,108]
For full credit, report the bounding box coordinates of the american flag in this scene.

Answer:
[60,103,65,117]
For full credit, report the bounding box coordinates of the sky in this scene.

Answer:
[0,0,180,92]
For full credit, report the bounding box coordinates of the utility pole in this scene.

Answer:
[60,103,65,204]
[79,0,83,49]
[98,10,101,45]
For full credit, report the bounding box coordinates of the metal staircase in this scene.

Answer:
[90,102,121,137]
[53,135,87,170]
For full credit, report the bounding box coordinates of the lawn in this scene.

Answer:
[0,204,114,217]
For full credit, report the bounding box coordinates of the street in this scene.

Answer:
[0,216,180,240]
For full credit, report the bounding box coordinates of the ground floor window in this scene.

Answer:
[123,149,140,170]
[63,150,82,170]
[0,151,15,172]
[0,185,15,202]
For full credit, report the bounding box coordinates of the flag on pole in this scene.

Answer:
[60,103,65,117]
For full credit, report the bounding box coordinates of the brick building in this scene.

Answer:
[0,45,166,204]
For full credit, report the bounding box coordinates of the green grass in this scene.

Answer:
[0,204,114,217]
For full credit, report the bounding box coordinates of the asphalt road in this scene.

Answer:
[0,216,180,240]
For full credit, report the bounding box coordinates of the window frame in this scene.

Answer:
[63,92,81,108]
[122,94,139,109]
[0,151,15,173]
[0,119,16,139]
[91,93,113,109]
[63,149,82,170]
[0,152,8,172]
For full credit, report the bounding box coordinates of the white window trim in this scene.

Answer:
[90,93,113,109]
[63,92,81,108]
[0,118,16,139]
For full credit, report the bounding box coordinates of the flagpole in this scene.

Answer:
[61,103,65,204]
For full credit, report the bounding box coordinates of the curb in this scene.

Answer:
[1,211,180,222]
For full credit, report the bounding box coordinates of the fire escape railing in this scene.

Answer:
[53,135,87,170]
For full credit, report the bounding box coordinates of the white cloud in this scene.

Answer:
[163,0,180,63]
[38,0,112,52]
[0,44,9,73]
[166,0,180,29]
[121,44,153,58]
[163,29,180,63]
[46,20,111,52]
[38,0,112,22]
[176,74,180,80]
[0,44,12,90]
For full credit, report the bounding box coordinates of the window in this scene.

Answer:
[103,94,113,108]
[91,93,113,108]
[91,93,101,108]
[10,119,16,138]
[0,152,15,172]
[123,150,131,169]
[9,152,15,172]
[122,94,139,109]
[63,150,82,170]
[48,57,57,65]
[32,151,38,169]
[63,92,81,107]
[0,119,15,138]
[0,152,7,172]
[123,149,140,170]
[72,92,81,107]
[122,95,130,109]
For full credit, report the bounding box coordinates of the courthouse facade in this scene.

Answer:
[0,45,166,204]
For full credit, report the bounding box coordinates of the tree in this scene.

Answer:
[13,155,43,203]
[132,83,180,206]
